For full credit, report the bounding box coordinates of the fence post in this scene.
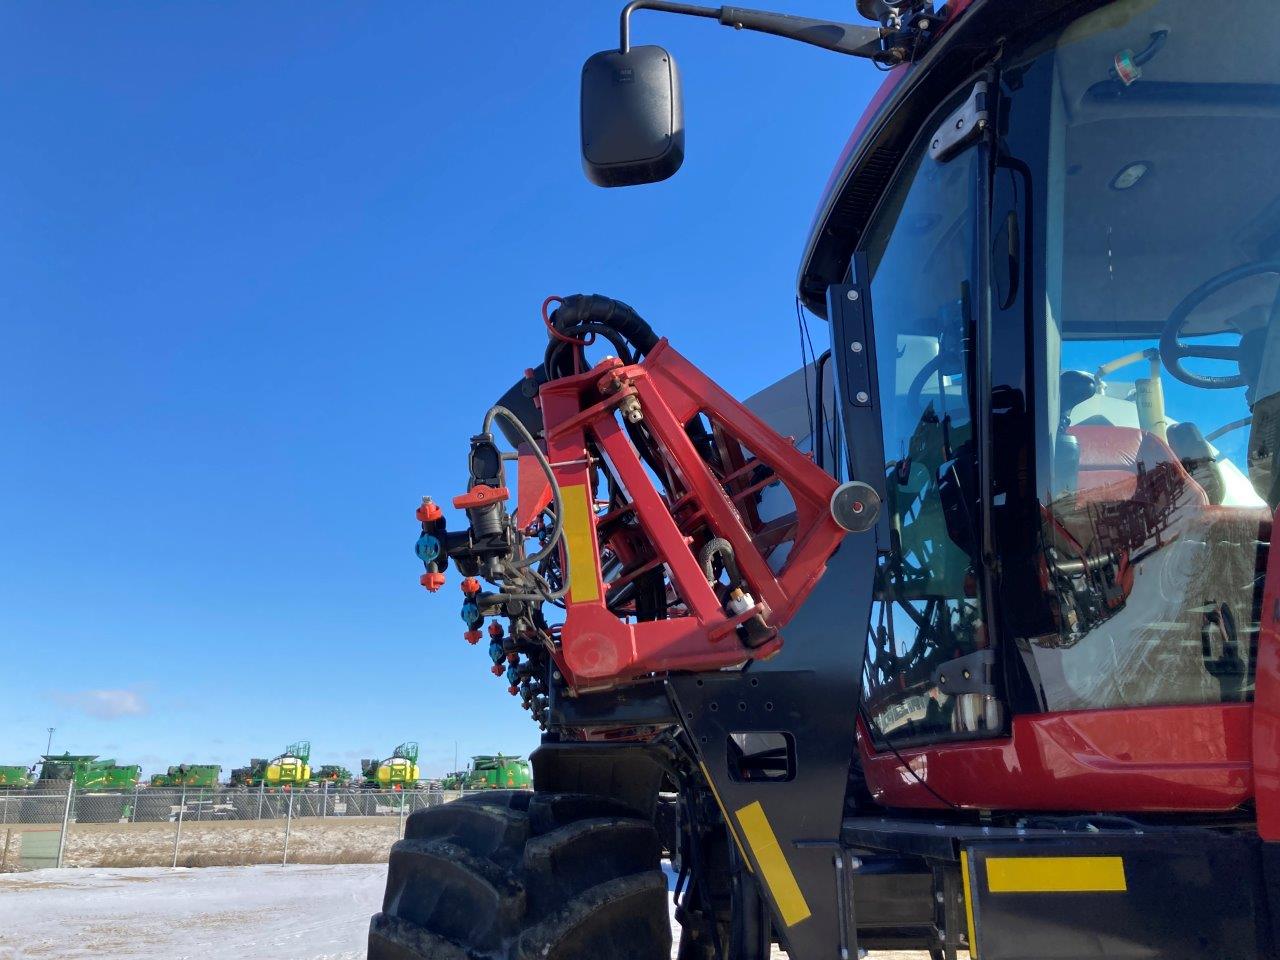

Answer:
[172,785,187,868]
[398,790,406,839]
[282,789,294,866]
[131,785,140,824]
[256,780,265,820]
[56,781,73,868]
[322,781,328,819]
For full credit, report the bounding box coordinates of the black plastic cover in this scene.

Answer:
[580,45,684,188]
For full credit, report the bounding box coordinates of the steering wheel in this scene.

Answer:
[1160,260,1280,389]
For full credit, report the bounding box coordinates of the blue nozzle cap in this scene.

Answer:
[461,601,480,627]
[415,533,440,563]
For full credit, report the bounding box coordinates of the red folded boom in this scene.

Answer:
[528,338,845,690]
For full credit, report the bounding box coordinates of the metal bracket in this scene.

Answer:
[928,81,989,163]
[930,648,996,696]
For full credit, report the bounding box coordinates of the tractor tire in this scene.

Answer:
[368,790,671,960]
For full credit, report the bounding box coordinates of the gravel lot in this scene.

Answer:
[0,863,936,960]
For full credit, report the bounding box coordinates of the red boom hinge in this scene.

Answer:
[534,339,846,689]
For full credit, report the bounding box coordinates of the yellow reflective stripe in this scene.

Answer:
[985,856,1127,893]
[560,483,600,603]
[734,800,811,927]
[961,850,979,959]
[697,761,752,874]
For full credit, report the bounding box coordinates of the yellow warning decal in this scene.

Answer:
[560,483,600,604]
[734,800,811,927]
[985,856,1127,894]
[961,850,979,959]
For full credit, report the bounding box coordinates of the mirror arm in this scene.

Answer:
[621,2,720,53]
[621,1,888,59]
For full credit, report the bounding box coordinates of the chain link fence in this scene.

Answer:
[1,782,449,827]
[0,782,472,870]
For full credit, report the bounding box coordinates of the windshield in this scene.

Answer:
[1006,0,1279,711]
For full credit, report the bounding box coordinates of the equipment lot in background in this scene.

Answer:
[0,863,939,960]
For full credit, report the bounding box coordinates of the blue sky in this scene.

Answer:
[0,2,882,778]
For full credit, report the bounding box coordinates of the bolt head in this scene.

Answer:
[846,289,860,301]
[851,341,863,353]
[855,391,869,403]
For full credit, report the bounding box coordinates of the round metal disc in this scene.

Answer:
[830,481,881,533]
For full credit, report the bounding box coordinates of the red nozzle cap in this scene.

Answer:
[420,571,446,592]
[416,500,442,523]
[452,485,510,510]
[490,664,505,677]
[507,653,518,664]
[487,622,504,639]
[463,629,482,645]
[460,577,481,595]
[508,685,519,695]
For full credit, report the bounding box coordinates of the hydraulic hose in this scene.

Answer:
[482,405,564,571]
[698,537,742,586]
[548,294,659,356]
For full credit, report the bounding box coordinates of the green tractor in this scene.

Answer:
[150,764,222,788]
[440,754,531,791]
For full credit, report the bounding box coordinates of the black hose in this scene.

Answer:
[543,322,637,380]
[698,538,742,586]
[814,349,832,470]
[549,294,659,356]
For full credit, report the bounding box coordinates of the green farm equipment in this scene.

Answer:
[37,753,140,791]
[229,758,267,788]
[361,742,421,789]
[230,740,311,790]
[0,765,33,789]
[440,754,531,791]
[150,764,221,788]
[34,752,140,823]
[313,764,354,785]
[340,743,421,814]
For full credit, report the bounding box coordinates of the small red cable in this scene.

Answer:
[542,295,594,346]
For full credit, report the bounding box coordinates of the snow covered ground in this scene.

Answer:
[0,864,383,960]
[0,863,929,959]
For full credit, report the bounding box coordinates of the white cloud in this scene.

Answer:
[52,688,148,720]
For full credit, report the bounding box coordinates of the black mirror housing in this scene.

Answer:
[580,45,684,188]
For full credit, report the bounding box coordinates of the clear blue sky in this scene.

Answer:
[0,2,882,777]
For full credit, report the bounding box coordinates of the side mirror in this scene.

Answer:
[580,45,683,188]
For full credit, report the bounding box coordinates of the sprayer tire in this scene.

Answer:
[368,790,670,960]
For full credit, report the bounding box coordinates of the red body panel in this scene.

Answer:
[860,704,1255,812]
[1254,507,1280,836]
